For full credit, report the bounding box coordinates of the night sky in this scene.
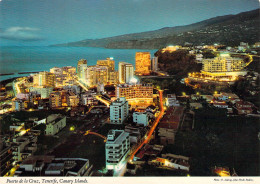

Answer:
[0,0,259,46]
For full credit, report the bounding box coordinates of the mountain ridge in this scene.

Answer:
[52,9,260,49]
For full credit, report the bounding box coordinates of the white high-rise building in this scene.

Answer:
[118,62,134,84]
[77,59,88,82]
[105,130,130,170]
[110,97,129,124]
[151,57,158,72]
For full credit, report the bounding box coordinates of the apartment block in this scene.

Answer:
[105,130,130,170]
[110,97,129,124]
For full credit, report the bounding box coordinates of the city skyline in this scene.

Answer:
[0,0,259,46]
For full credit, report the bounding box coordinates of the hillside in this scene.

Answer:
[53,9,260,49]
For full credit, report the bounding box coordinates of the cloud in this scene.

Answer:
[0,26,44,41]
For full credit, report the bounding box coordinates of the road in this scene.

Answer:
[129,89,165,161]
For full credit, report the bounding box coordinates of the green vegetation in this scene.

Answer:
[154,49,202,78]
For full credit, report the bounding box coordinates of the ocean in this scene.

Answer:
[0,46,156,81]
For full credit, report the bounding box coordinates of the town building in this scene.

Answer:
[14,156,93,176]
[81,91,98,106]
[105,130,130,170]
[133,112,149,126]
[49,92,62,108]
[118,62,134,84]
[124,125,143,144]
[161,45,181,53]
[212,100,229,109]
[29,86,53,99]
[135,52,151,75]
[151,57,158,72]
[11,135,38,162]
[190,102,203,109]
[235,100,254,114]
[45,114,66,136]
[135,144,164,161]
[148,153,190,172]
[108,71,119,85]
[200,53,247,81]
[50,66,77,87]
[158,106,184,145]
[66,92,79,107]
[33,71,55,88]
[116,83,153,109]
[0,143,13,176]
[12,99,25,111]
[110,97,129,124]
[86,66,108,87]
[166,94,180,107]
[97,58,115,72]
[77,59,88,82]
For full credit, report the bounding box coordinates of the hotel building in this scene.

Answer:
[118,62,134,84]
[77,59,88,83]
[86,66,108,87]
[105,130,130,171]
[190,53,247,82]
[50,66,76,87]
[110,97,129,124]
[135,52,151,75]
[97,58,115,72]
[33,71,55,88]
[116,83,153,109]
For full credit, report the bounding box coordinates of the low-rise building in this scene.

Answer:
[124,125,144,144]
[212,100,229,109]
[166,94,180,107]
[110,97,129,124]
[12,99,25,111]
[14,156,92,176]
[45,114,66,136]
[235,100,254,114]
[158,107,184,145]
[0,144,13,176]
[49,92,62,108]
[133,112,149,126]
[12,135,38,162]
[81,92,98,106]
[29,87,53,99]
[135,144,164,161]
[105,130,130,170]
[190,103,203,109]
[148,153,190,172]
[66,92,79,107]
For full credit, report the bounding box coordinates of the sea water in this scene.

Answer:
[0,46,156,81]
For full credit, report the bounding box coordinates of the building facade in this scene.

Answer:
[116,83,153,109]
[105,130,130,170]
[133,112,149,126]
[77,59,88,82]
[135,52,151,75]
[110,97,129,124]
[49,92,62,108]
[45,114,66,136]
[118,62,134,84]
[33,71,55,88]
